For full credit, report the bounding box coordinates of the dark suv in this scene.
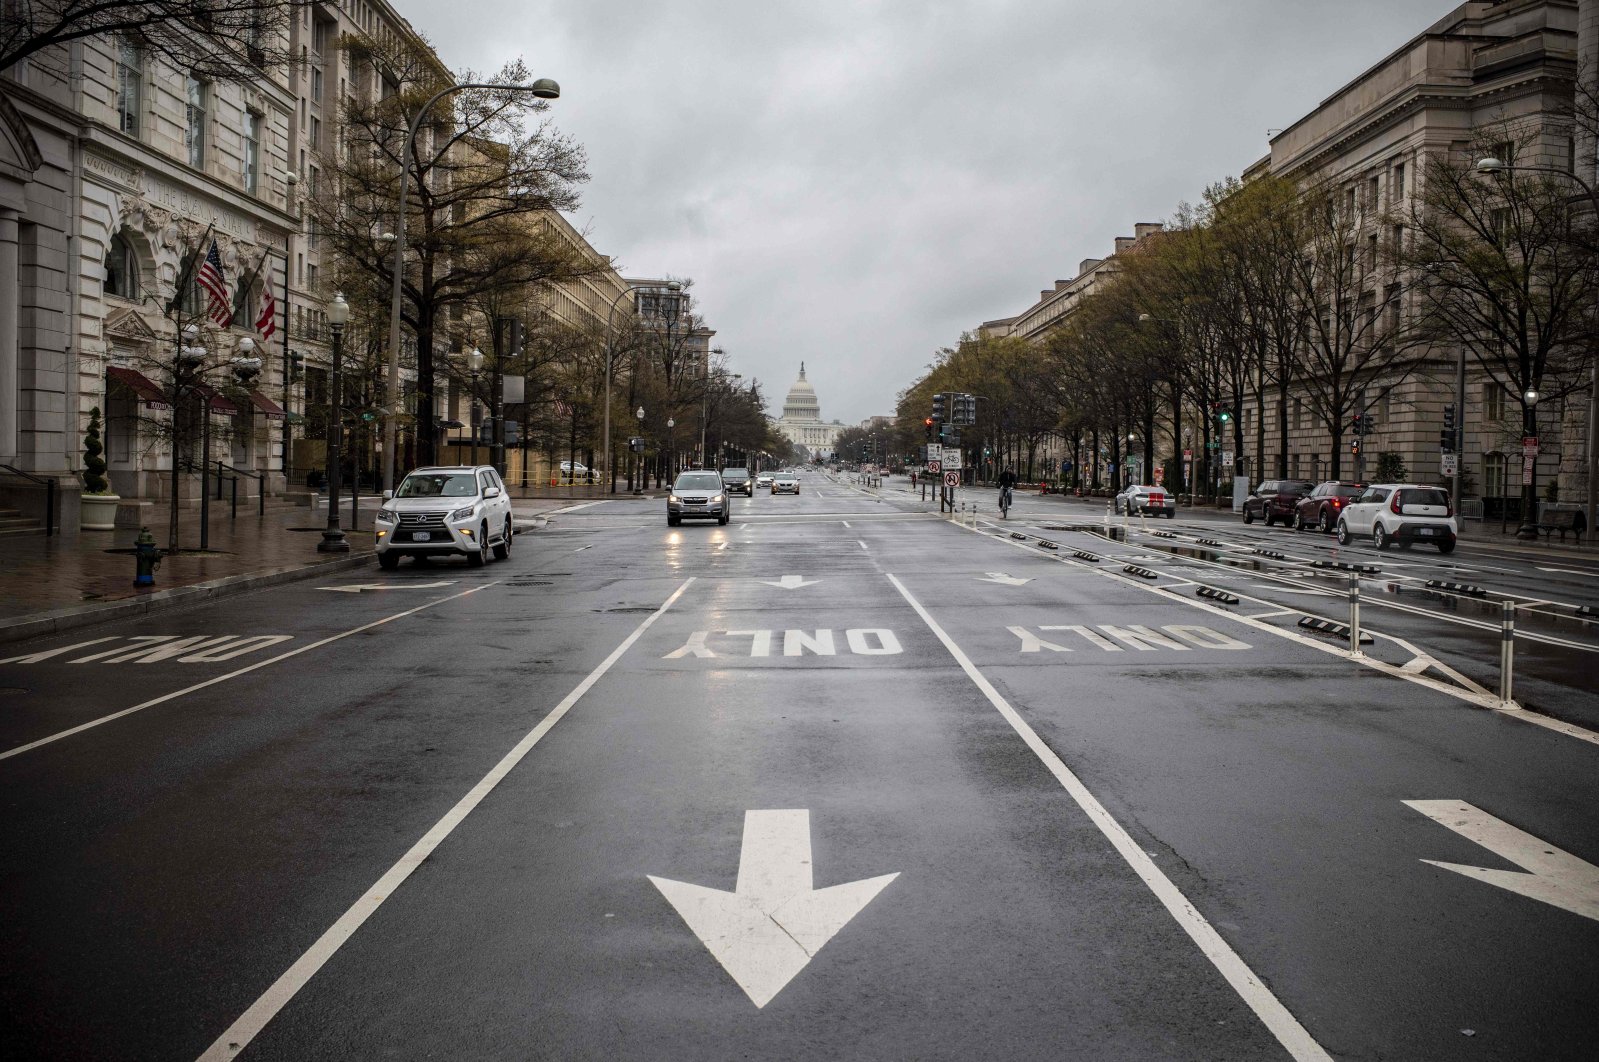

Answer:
[1294,481,1365,532]
[1242,479,1314,527]
[720,467,753,496]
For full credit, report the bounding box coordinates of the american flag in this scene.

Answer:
[195,239,232,326]
[256,281,277,340]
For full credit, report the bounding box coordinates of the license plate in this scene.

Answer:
[414,531,431,541]
[1417,528,1434,536]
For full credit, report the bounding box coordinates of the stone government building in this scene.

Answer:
[774,363,843,458]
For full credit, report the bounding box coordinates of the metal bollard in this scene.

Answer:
[1499,600,1516,706]
[1348,576,1361,654]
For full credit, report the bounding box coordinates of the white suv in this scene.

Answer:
[1336,483,1457,553]
[375,465,514,569]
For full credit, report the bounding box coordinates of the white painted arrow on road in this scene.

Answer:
[648,809,898,1007]
[977,572,1031,586]
[1405,800,1599,922]
[317,581,458,593]
[759,575,819,589]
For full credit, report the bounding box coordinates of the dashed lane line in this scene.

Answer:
[196,577,696,1062]
[886,574,1334,1062]
[0,584,501,763]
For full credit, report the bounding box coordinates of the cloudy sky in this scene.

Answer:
[411,0,1451,426]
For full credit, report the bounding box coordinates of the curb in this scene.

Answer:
[0,552,374,646]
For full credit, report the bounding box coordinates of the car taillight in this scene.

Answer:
[1332,499,1342,507]
[1390,493,1403,514]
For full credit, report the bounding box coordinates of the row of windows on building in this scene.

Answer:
[115,38,262,193]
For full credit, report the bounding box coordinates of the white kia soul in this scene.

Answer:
[1336,483,1457,553]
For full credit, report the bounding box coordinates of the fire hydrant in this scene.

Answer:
[134,526,160,587]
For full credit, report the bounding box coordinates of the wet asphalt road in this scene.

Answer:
[2,469,1597,1061]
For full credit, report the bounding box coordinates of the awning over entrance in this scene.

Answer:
[248,390,286,420]
[190,382,242,416]
[106,365,171,410]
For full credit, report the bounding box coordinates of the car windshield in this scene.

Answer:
[674,473,723,491]
[396,473,478,498]
[722,469,750,480]
[1332,484,1364,497]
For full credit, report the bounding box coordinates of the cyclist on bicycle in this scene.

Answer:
[997,466,1018,516]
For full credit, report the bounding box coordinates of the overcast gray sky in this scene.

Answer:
[411,0,1451,426]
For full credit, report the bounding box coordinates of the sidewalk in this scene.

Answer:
[0,496,575,644]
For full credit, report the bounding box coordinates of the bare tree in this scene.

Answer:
[3,1,309,82]
[322,30,592,465]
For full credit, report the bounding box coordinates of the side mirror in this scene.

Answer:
[483,486,501,499]
[383,489,393,500]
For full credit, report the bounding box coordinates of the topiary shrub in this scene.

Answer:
[82,406,110,494]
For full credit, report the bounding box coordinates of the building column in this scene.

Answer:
[0,209,20,463]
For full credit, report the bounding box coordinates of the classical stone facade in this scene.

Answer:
[775,364,843,455]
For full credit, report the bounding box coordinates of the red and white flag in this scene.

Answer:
[256,281,277,341]
[195,238,232,326]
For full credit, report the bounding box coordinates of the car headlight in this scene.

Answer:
[669,494,681,504]
[450,505,477,521]
[713,493,725,504]
[377,507,399,523]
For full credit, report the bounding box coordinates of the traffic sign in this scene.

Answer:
[927,459,941,474]
[943,471,959,488]
[1440,453,1459,476]
[942,451,962,471]
[1221,451,1234,466]
[1522,436,1539,457]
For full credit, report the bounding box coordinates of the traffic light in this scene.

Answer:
[1361,414,1375,436]
[1350,438,1361,456]
[1441,404,1456,452]
[924,416,933,440]
[1213,404,1232,425]
[951,393,976,425]
[931,393,946,441]
[288,350,305,379]
[1352,412,1364,436]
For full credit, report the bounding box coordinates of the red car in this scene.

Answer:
[1294,480,1366,532]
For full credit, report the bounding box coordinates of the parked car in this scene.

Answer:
[558,460,595,483]
[1242,479,1315,527]
[1336,483,1457,552]
[771,473,800,495]
[756,474,773,488]
[720,467,754,496]
[667,470,729,526]
[1294,481,1366,532]
[1114,484,1175,518]
[375,465,514,569]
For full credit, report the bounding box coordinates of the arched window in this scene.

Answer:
[104,232,139,300]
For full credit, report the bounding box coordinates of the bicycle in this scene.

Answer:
[999,484,1013,519]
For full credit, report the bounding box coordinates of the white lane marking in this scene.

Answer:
[649,809,898,1008]
[885,574,1333,1062]
[1537,566,1599,578]
[858,540,869,550]
[0,585,498,763]
[0,636,118,664]
[316,581,457,593]
[572,544,594,552]
[978,572,1031,586]
[1246,609,1294,620]
[545,501,605,514]
[841,520,851,528]
[760,575,819,589]
[1405,800,1599,922]
[196,577,696,1061]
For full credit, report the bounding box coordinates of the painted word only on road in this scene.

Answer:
[665,629,903,659]
[0,634,295,665]
[1007,624,1252,653]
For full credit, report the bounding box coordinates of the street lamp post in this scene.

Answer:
[382,77,560,495]
[467,347,484,467]
[1476,156,1599,539]
[633,406,645,495]
[319,292,351,553]
[666,417,676,478]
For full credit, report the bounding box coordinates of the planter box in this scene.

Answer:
[80,493,121,531]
